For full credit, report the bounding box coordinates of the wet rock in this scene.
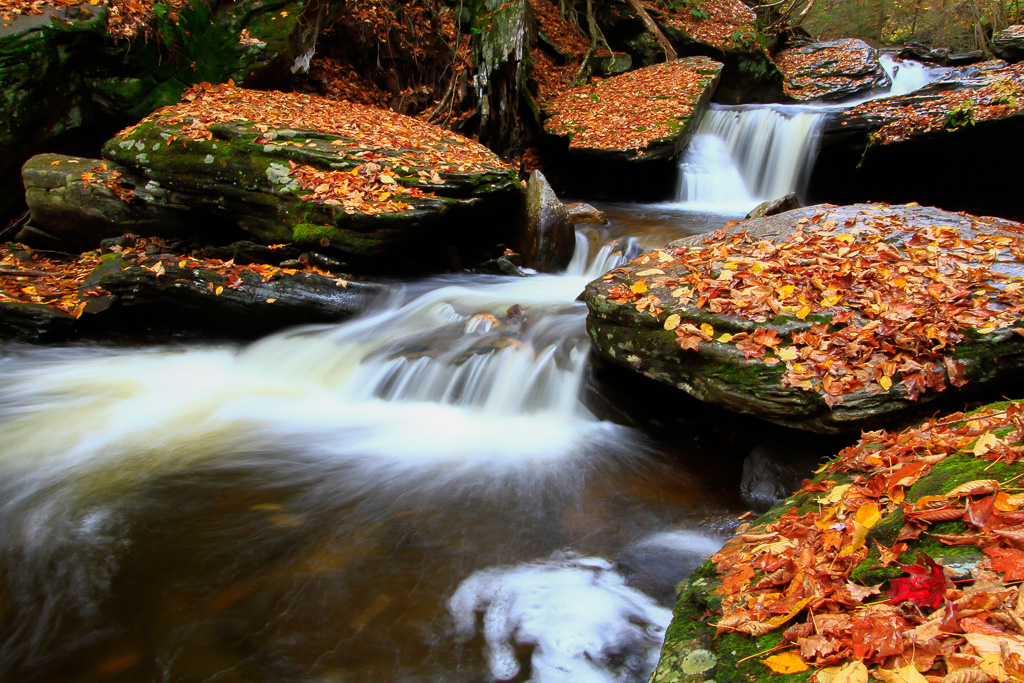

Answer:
[541,57,722,199]
[744,192,801,220]
[565,202,608,225]
[472,0,534,155]
[516,170,574,272]
[652,397,1024,682]
[0,0,337,222]
[24,84,522,273]
[813,60,1024,220]
[86,256,385,338]
[994,25,1024,63]
[775,38,891,102]
[740,439,829,512]
[584,203,1024,433]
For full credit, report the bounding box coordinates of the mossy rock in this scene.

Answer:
[584,203,1024,433]
[774,39,890,103]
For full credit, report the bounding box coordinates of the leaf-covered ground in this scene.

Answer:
[0,236,349,319]
[644,0,759,50]
[847,61,1024,144]
[706,399,1024,681]
[0,0,186,37]
[597,203,1024,406]
[542,57,722,155]
[775,39,886,101]
[119,81,510,215]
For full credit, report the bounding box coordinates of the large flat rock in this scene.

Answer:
[775,38,890,102]
[654,397,1024,682]
[23,83,522,272]
[584,203,1024,433]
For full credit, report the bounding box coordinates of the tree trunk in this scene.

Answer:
[623,0,678,61]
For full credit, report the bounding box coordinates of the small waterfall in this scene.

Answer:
[674,104,826,213]
[879,54,936,97]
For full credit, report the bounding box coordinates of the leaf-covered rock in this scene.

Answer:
[0,0,335,221]
[584,203,1024,433]
[653,398,1024,683]
[0,235,383,341]
[775,38,891,102]
[23,83,522,272]
[812,60,1024,221]
[993,24,1024,63]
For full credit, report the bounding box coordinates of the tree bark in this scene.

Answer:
[623,0,678,61]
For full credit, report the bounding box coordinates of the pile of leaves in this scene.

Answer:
[644,0,760,50]
[0,236,347,318]
[600,204,1024,405]
[848,61,1024,145]
[0,0,186,37]
[775,39,886,101]
[119,82,509,213]
[542,57,722,154]
[528,0,606,101]
[710,400,1024,681]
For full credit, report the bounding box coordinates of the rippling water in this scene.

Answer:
[0,204,753,682]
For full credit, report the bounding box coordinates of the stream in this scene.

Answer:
[0,57,941,683]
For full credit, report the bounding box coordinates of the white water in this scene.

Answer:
[0,225,735,681]
[673,56,940,214]
[674,104,826,213]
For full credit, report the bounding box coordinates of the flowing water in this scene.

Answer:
[0,205,754,683]
[672,55,940,214]
[0,54,940,681]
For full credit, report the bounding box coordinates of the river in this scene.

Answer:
[0,57,939,683]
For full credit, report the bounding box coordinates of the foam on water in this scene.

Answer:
[449,554,672,682]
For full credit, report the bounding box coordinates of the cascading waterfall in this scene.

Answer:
[674,104,827,212]
[674,56,938,214]
[0,225,734,683]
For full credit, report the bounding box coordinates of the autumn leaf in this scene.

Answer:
[763,651,808,674]
[886,554,947,611]
[983,547,1024,581]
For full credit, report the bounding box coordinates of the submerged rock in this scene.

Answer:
[653,397,1024,683]
[564,202,608,225]
[584,203,1024,433]
[775,38,891,102]
[23,83,522,272]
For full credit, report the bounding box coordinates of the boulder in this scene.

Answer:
[744,192,801,220]
[541,57,722,199]
[812,60,1024,220]
[23,83,522,272]
[515,170,574,272]
[775,38,891,102]
[653,397,1024,683]
[994,24,1024,63]
[0,0,336,222]
[565,202,608,225]
[0,238,384,342]
[584,203,1024,434]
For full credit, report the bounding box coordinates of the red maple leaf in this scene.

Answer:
[886,553,947,611]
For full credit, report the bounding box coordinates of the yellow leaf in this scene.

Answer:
[700,323,714,338]
[636,268,664,276]
[879,375,893,390]
[815,660,868,683]
[717,333,734,343]
[822,294,841,307]
[631,280,648,295]
[50,160,60,165]
[778,346,799,361]
[265,298,276,303]
[663,313,681,331]
[874,664,929,683]
[763,652,808,674]
[776,284,795,298]
[972,432,998,456]
[816,483,852,506]
[379,192,391,201]
[762,596,814,628]
[796,305,812,320]
[215,286,224,296]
